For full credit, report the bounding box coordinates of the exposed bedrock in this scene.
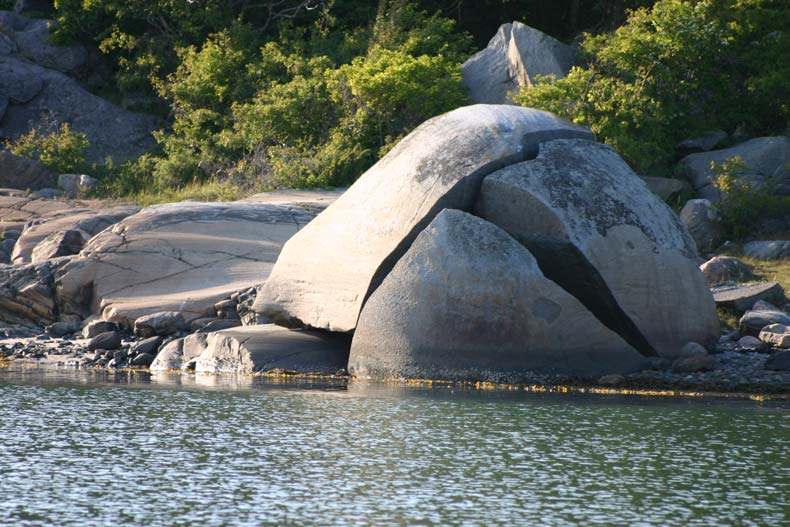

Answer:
[349,210,645,380]
[255,104,593,332]
[476,139,720,357]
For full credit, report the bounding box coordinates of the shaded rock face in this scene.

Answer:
[679,199,720,254]
[11,205,138,264]
[0,258,60,326]
[680,136,790,201]
[194,325,351,375]
[476,139,718,357]
[349,210,644,380]
[56,201,318,327]
[14,19,86,73]
[0,56,160,163]
[699,256,753,286]
[461,22,576,104]
[0,150,56,190]
[29,228,87,263]
[640,176,690,202]
[255,105,593,332]
[675,130,727,158]
[743,240,790,260]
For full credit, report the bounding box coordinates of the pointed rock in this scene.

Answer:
[255,105,592,332]
[349,210,644,380]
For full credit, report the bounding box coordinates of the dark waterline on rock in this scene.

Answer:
[0,366,787,527]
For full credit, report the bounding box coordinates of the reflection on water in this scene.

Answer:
[0,365,787,527]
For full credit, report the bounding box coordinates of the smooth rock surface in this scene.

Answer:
[699,256,753,286]
[256,105,592,332]
[461,22,576,104]
[56,201,319,325]
[349,210,644,380]
[743,240,790,260]
[133,311,185,338]
[149,338,184,371]
[87,330,121,351]
[679,137,790,201]
[476,139,719,357]
[711,282,785,312]
[679,199,720,254]
[194,325,351,375]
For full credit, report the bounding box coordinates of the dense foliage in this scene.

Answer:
[516,0,790,177]
[6,123,89,174]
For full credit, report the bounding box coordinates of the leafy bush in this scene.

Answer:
[710,156,790,240]
[516,0,790,176]
[6,123,89,174]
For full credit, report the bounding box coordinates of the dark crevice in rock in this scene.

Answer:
[359,150,536,328]
[524,240,658,358]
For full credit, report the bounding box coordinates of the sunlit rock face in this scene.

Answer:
[349,210,645,381]
[254,104,593,333]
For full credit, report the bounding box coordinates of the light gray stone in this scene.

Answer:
[739,310,790,336]
[57,174,98,196]
[476,139,719,358]
[461,22,576,104]
[194,324,350,375]
[758,324,790,349]
[743,240,790,260]
[679,136,790,201]
[679,199,720,253]
[712,282,785,312]
[349,210,645,380]
[255,105,593,332]
[699,256,753,286]
[55,201,321,326]
[149,338,184,372]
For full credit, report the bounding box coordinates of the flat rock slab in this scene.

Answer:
[711,282,785,312]
[349,210,644,380]
[194,325,351,375]
[56,201,318,327]
[477,139,719,357]
[12,205,139,264]
[255,104,592,332]
[743,240,790,260]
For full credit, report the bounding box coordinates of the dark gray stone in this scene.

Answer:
[131,336,163,355]
[82,320,119,338]
[671,354,718,373]
[743,240,790,260]
[679,199,720,254]
[0,151,56,190]
[133,311,186,338]
[131,352,154,367]
[675,130,727,157]
[765,350,790,371]
[44,320,78,337]
[87,330,121,351]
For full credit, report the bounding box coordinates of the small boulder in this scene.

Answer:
[44,320,79,337]
[739,310,790,337]
[131,352,155,367]
[736,335,767,352]
[57,174,98,196]
[758,324,790,349]
[765,350,790,371]
[149,338,184,372]
[678,341,708,358]
[87,330,121,351]
[671,354,718,373]
[675,130,727,157]
[82,320,119,339]
[30,229,89,263]
[699,256,753,286]
[752,300,779,312]
[133,311,185,338]
[679,199,720,254]
[743,240,790,260]
[131,336,163,355]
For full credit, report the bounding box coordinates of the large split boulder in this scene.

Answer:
[679,136,790,201]
[679,199,720,254]
[11,204,138,264]
[194,325,351,375]
[349,210,645,380]
[461,22,576,104]
[55,201,320,327]
[476,139,719,357]
[255,105,593,332]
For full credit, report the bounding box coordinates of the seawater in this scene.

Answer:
[0,366,787,527]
